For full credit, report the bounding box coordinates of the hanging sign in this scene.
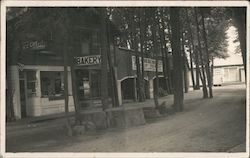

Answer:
[22,41,46,50]
[74,55,101,66]
[132,56,163,72]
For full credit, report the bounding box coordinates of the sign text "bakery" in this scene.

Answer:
[75,55,101,66]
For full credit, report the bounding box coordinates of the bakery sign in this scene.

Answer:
[22,40,46,50]
[74,55,101,66]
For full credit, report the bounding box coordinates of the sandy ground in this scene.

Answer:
[6,84,246,152]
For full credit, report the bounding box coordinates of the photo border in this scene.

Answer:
[1,1,249,158]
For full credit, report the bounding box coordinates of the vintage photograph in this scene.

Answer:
[2,1,248,156]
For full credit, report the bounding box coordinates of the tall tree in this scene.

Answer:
[200,9,213,98]
[151,8,159,108]
[131,9,145,102]
[232,8,246,76]
[100,8,109,110]
[170,8,184,112]
[106,9,119,107]
[185,8,198,90]
[181,31,189,93]
[138,8,146,101]
[158,9,171,94]
[194,8,208,98]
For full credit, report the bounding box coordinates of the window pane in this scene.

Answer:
[91,70,100,97]
[40,71,64,98]
[27,82,36,95]
[26,71,36,81]
[55,79,62,94]
[26,70,37,97]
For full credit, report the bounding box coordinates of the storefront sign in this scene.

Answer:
[132,56,163,72]
[22,41,46,50]
[75,55,101,66]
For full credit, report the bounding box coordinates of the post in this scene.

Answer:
[9,66,21,119]
[100,8,109,110]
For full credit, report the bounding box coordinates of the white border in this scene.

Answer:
[1,1,249,158]
[0,0,249,7]
[246,2,250,156]
[1,2,7,156]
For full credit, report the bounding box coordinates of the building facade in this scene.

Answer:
[6,8,167,120]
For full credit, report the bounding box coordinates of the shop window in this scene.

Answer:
[40,71,64,100]
[26,71,37,97]
[76,70,101,100]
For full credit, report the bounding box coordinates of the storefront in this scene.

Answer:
[8,48,166,119]
[7,8,165,120]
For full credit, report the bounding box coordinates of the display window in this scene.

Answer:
[40,71,64,100]
[76,69,101,100]
[26,70,37,97]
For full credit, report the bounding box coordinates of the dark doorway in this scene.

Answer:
[121,78,135,100]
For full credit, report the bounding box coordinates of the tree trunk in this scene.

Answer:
[185,8,196,90]
[57,11,74,135]
[139,8,146,101]
[129,9,144,102]
[194,8,208,98]
[211,57,214,86]
[200,9,213,98]
[58,16,69,114]
[233,8,246,77]
[160,32,170,94]
[100,8,109,110]
[159,13,171,94]
[151,10,159,108]
[194,48,201,90]
[188,44,196,90]
[165,14,174,94]
[170,8,184,112]
[181,32,189,93]
[106,17,119,107]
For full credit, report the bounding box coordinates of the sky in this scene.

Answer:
[213,26,243,66]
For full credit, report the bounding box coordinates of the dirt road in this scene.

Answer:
[6,84,246,152]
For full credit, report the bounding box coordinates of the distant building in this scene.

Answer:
[212,52,245,85]
[189,51,245,88]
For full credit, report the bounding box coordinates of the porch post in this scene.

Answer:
[149,79,154,99]
[9,65,21,119]
[117,80,122,106]
[134,77,138,101]
[36,70,41,97]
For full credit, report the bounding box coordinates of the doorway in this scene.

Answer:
[19,71,27,118]
[121,78,136,100]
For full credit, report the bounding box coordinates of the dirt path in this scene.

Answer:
[6,84,246,152]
